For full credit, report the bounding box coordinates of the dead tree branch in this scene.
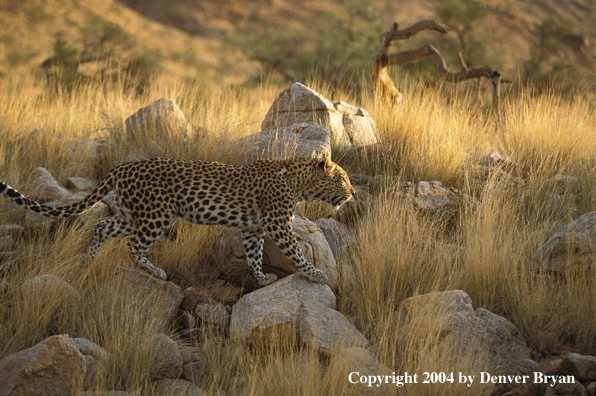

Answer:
[372,21,511,114]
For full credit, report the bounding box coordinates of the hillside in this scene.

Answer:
[1,0,594,88]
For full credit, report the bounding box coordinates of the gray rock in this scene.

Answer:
[218,216,338,290]
[20,274,83,308]
[151,379,207,396]
[314,218,357,259]
[148,334,183,381]
[69,338,108,361]
[233,124,331,166]
[329,347,391,394]
[182,360,207,388]
[230,273,336,342]
[261,82,377,147]
[395,290,545,396]
[388,181,478,225]
[94,268,184,331]
[532,212,596,273]
[561,353,596,381]
[298,301,369,356]
[0,334,86,396]
[552,381,589,396]
[0,236,13,252]
[125,98,191,144]
[194,302,230,329]
[65,177,95,192]
[25,167,71,203]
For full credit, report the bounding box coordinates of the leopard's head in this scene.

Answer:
[310,157,355,210]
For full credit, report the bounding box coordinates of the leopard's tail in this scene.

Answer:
[0,171,117,218]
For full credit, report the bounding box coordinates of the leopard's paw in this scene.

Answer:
[258,273,278,287]
[305,268,328,284]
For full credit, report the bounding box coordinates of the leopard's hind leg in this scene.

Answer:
[80,213,135,267]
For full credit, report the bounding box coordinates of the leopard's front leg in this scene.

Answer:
[240,229,278,287]
[262,214,328,284]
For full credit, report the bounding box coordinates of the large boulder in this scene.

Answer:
[94,268,184,331]
[0,334,86,396]
[125,98,191,144]
[230,274,367,356]
[218,216,338,290]
[261,82,378,147]
[394,290,546,396]
[233,124,331,166]
[532,212,596,273]
[230,273,335,341]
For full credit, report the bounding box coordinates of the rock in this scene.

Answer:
[395,290,545,396]
[209,284,243,305]
[532,212,596,273]
[586,382,595,396]
[176,311,195,329]
[24,192,109,229]
[125,98,190,145]
[261,82,378,147]
[0,224,25,237]
[561,353,596,381]
[314,218,357,259]
[0,236,13,252]
[83,355,100,387]
[298,301,369,356]
[218,216,338,290]
[230,273,336,342]
[65,177,95,192]
[148,334,183,381]
[233,124,331,166]
[329,347,391,394]
[194,302,230,329]
[0,334,86,396]
[95,268,184,330]
[481,151,512,167]
[151,379,207,396]
[180,287,204,312]
[540,359,563,376]
[68,338,108,361]
[25,167,72,203]
[20,275,83,332]
[388,181,477,225]
[552,381,589,396]
[182,360,207,388]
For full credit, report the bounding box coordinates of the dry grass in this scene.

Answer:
[0,73,595,395]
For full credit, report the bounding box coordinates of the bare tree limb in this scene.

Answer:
[372,21,511,115]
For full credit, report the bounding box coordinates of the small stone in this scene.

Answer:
[561,353,596,381]
[148,334,183,381]
[194,302,230,329]
[65,177,95,192]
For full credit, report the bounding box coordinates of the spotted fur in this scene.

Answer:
[0,157,355,286]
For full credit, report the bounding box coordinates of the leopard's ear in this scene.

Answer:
[318,157,335,176]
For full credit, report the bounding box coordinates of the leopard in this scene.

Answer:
[0,157,355,287]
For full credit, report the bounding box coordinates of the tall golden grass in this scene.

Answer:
[0,73,594,394]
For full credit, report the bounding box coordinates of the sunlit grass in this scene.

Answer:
[0,71,594,394]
